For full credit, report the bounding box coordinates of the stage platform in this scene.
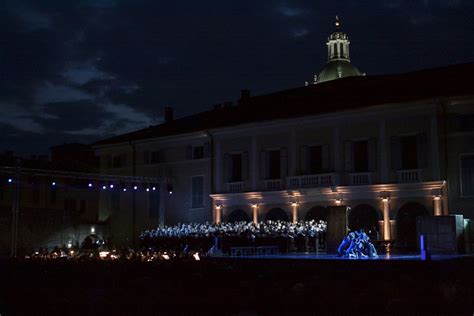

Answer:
[213,252,474,261]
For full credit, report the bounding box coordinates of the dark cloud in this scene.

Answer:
[0,0,473,154]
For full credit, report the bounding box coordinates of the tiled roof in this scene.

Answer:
[94,63,474,146]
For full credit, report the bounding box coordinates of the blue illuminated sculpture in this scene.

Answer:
[337,229,378,259]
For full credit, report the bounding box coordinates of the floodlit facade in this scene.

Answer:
[94,21,474,249]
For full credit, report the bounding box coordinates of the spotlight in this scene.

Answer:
[51,181,56,186]
[167,184,173,195]
[133,185,138,190]
[7,178,13,183]
[109,184,114,189]
[123,188,127,192]
[152,186,156,191]
[102,185,107,190]
[88,183,93,188]
[146,188,150,192]
[193,252,200,261]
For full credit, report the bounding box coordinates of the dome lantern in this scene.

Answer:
[314,16,363,84]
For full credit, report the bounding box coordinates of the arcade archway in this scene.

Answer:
[305,206,328,222]
[396,202,430,249]
[348,204,380,238]
[265,208,289,222]
[228,209,251,223]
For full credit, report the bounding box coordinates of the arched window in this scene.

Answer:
[265,208,289,222]
[305,206,328,222]
[348,204,380,235]
[228,209,251,223]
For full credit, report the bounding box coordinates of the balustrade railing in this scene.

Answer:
[226,182,244,193]
[349,172,372,185]
[397,169,422,183]
[263,179,283,190]
[286,173,338,189]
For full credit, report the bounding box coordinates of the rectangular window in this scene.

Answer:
[33,187,40,205]
[231,154,243,182]
[111,190,120,212]
[353,140,369,172]
[113,154,127,168]
[268,150,281,179]
[50,187,57,205]
[80,200,86,214]
[309,145,323,174]
[149,189,160,219]
[151,151,160,164]
[401,135,418,169]
[143,151,151,164]
[191,176,204,208]
[193,146,204,160]
[461,155,474,197]
[64,198,76,215]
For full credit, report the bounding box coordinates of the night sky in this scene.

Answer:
[1,0,473,155]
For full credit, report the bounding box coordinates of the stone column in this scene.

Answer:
[289,130,297,177]
[214,204,222,224]
[333,126,342,183]
[252,204,258,224]
[431,115,441,180]
[250,137,258,191]
[379,120,389,183]
[292,203,298,224]
[382,198,391,241]
[215,139,222,193]
[433,196,442,216]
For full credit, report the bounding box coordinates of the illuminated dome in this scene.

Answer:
[314,16,363,84]
[316,60,362,83]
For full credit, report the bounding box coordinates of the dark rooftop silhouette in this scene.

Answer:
[94,63,474,146]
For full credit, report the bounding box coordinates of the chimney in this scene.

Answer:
[164,106,174,123]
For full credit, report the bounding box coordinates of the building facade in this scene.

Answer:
[93,23,474,249]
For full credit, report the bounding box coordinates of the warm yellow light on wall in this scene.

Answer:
[251,203,258,208]
[215,204,222,210]
[291,202,298,207]
[335,198,343,205]
[433,195,441,201]
[382,197,389,202]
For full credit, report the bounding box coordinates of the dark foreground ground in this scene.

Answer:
[0,255,473,315]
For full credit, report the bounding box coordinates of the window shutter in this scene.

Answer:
[280,148,288,178]
[242,151,249,181]
[204,142,211,157]
[322,144,330,172]
[368,138,377,171]
[344,141,354,172]
[186,145,193,160]
[300,145,308,174]
[417,133,428,168]
[390,136,401,171]
[260,150,268,180]
[223,153,231,183]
